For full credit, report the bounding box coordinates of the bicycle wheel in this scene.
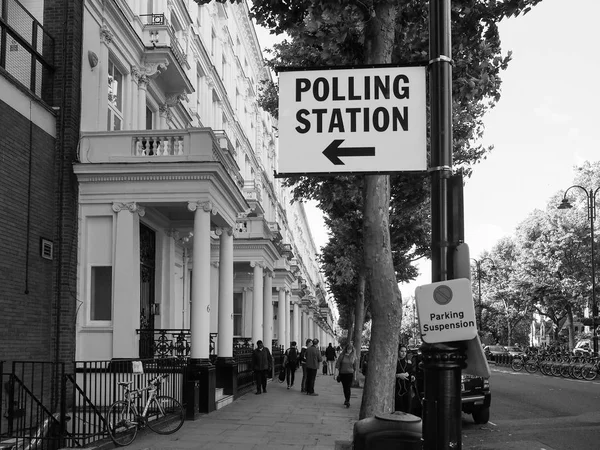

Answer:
[583,364,598,381]
[524,360,537,374]
[146,395,185,435]
[511,357,524,372]
[106,400,138,446]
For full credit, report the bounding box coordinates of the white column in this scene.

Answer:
[284,290,291,349]
[112,202,143,358]
[98,26,112,130]
[251,261,264,345]
[159,104,169,129]
[128,67,139,130]
[137,76,148,130]
[293,301,300,345]
[308,313,314,340]
[217,228,234,358]
[188,201,213,359]
[277,288,285,348]
[263,272,273,350]
[302,310,308,345]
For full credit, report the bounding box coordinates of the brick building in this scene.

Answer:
[0,0,81,366]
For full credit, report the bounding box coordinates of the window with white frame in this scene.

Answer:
[90,266,112,321]
[107,60,123,131]
[233,292,243,336]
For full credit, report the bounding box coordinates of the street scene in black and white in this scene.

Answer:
[1,0,599,449]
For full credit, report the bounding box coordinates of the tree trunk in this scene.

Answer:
[352,270,366,387]
[566,305,575,350]
[359,1,401,420]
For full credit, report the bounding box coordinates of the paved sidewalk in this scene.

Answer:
[120,371,360,450]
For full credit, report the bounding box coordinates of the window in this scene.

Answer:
[146,106,153,130]
[107,60,123,131]
[91,266,112,321]
[233,292,243,336]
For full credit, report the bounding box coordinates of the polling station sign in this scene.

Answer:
[277,66,427,175]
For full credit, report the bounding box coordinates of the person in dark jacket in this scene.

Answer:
[252,340,272,394]
[394,345,414,412]
[325,343,337,376]
[299,338,312,392]
[305,338,322,395]
[283,341,299,389]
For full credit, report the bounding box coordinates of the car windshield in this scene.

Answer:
[505,347,519,351]
[488,346,505,352]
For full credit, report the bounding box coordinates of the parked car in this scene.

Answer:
[461,373,491,424]
[484,345,508,362]
[410,354,491,425]
[504,346,524,357]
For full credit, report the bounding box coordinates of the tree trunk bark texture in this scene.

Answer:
[359,1,401,420]
[360,174,403,419]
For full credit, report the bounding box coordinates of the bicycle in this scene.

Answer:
[106,374,185,446]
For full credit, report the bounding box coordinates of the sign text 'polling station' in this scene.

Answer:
[278,66,426,175]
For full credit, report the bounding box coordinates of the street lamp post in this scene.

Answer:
[471,257,496,331]
[558,185,600,355]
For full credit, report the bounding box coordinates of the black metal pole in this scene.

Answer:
[590,190,598,354]
[429,0,452,283]
[477,265,482,330]
[424,1,465,449]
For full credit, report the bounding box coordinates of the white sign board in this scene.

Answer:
[277,66,427,175]
[415,278,477,344]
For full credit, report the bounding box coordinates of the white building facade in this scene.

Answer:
[75,0,336,412]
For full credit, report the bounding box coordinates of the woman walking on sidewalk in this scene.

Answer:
[335,343,358,408]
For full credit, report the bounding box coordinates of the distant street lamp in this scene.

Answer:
[471,257,496,331]
[558,185,600,355]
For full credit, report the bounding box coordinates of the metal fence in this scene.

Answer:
[66,358,187,447]
[1,361,68,450]
[0,358,187,449]
[0,0,54,101]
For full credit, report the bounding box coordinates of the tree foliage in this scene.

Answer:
[474,161,600,348]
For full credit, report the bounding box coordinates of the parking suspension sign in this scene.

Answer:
[277,65,427,175]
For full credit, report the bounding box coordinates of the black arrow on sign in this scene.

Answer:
[322,139,376,165]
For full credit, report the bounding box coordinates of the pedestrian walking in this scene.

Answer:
[394,345,414,412]
[299,338,312,392]
[325,343,337,376]
[334,343,358,408]
[252,340,272,395]
[283,341,299,389]
[305,338,322,396]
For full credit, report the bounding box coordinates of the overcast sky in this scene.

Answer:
[254,0,600,300]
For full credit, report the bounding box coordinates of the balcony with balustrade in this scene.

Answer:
[77,127,242,185]
[138,12,191,97]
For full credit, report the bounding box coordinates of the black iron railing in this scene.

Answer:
[66,358,187,447]
[233,339,254,398]
[0,358,187,449]
[0,0,54,101]
[139,13,165,26]
[0,361,68,450]
[136,329,191,358]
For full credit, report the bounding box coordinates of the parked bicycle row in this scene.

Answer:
[493,350,599,380]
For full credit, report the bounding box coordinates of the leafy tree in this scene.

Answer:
[198,0,546,417]
[483,237,532,345]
